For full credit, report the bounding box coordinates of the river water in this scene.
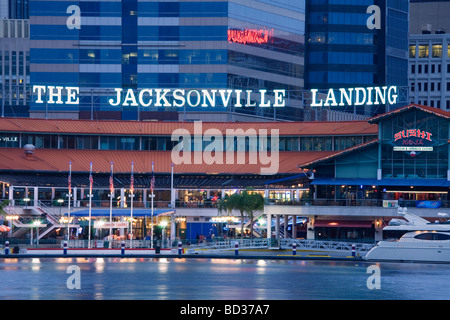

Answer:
[0,257,449,300]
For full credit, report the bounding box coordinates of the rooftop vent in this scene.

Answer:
[23,144,35,159]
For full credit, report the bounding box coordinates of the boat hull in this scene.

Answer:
[364,242,450,263]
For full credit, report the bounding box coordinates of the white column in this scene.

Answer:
[33,187,38,206]
[307,216,315,240]
[8,186,13,206]
[73,187,77,208]
[292,215,297,239]
[143,189,148,208]
[275,215,280,239]
[283,215,288,239]
[120,188,125,208]
[266,212,271,239]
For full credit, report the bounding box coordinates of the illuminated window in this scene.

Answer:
[418,45,429,58]
[409,45,416,58]
[432,44,442,58]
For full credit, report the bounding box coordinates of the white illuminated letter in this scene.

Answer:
[33,85,46,104]
[173,89,185,107]
[354,87,367,106]
[123,89,138,106]
[47,86,64,104]
[339,88,353,106]
[155,89,171,107]
[187,90,201,107]
[109,88,123,106]
[138,89,153,107]
[324,89,337,107]
[259,90,271,107]
[310,89,323,107]
[273,90,285,107]
[387,86,398,105]
[374,86,387,105]
[219,89,233,107]
[201,90,217,107]
[66,87,79,104]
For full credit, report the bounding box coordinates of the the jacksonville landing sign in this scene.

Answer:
[31,85,398,108]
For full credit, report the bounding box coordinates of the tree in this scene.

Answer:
[217,193,245,239]
[242,190,264,239]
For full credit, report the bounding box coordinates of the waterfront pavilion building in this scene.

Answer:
[1,104,450,243]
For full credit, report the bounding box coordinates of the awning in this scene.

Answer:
[314,220,374,228]
[311,178,450,187]
[68,209,175,217]
[311,178,377,186]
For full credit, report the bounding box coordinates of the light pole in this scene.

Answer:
[33,220,41,247]
[160,220,168,249]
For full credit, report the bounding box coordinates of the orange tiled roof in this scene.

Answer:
[0,148,338,175]
[369,104,450,123]
[0,118,378,136]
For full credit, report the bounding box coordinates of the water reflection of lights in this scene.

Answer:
[95,258,105,273]
[210,259,242,265]
[31,258,41,271]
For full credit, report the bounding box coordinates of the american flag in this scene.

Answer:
[130,162,134,193]
[89,168,93,194]
[109,162,114,194]
[150,169,155,193]
[68,162,72,195]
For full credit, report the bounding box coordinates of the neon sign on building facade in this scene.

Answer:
[393,129,434,152]
[227,28,274,45]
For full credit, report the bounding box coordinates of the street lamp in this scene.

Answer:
[160,220,168,249]
[23,197,30,209]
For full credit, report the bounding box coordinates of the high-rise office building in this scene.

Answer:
[305,0,409,117]
[408,0,450,111]
[28,0,306,121]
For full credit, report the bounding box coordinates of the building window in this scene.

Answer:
[431,64,435,73]
[432,44,442,58]
[447,101,450,110]
[418,64,422,73]
[424,64,428,73]
[418,45,429,58]
[411,64,415,74]
[431,82,435,91]
[409,45,416,58]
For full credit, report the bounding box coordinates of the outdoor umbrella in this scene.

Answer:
[0,225,10,232]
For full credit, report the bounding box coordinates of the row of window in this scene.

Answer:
[409,44,450,59]
[410,81,450,92]
[309,32,374,45]
[411,99,450,110]
[410,63,449,75]
[0,133,377,152]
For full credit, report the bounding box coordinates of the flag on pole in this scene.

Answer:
[89,162,93,194]
[130,162,134,193]
[68,162,72,195]
[150,163,155,193]
[109,162,114,194]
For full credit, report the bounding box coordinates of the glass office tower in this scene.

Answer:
[29,0,305,121]
[306,0,409,116]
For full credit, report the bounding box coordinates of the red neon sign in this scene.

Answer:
[394,129,432,142]
[227,28,274,45]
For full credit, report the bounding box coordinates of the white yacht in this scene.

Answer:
[364,208,450,263]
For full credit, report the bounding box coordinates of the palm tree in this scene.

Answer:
[242,190,264,239]
[217,193,245,239]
